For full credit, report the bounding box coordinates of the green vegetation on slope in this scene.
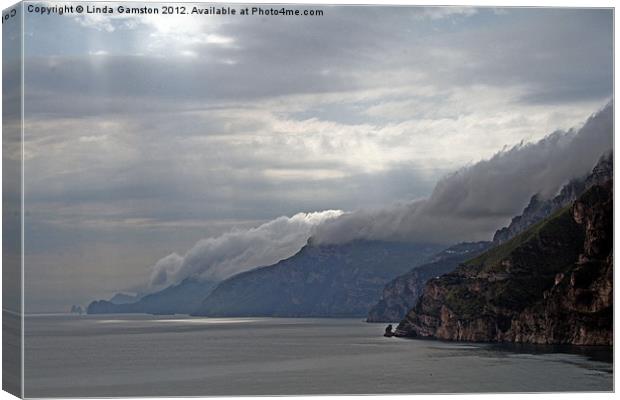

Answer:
[441,205,585,316]
[463,205,581,274]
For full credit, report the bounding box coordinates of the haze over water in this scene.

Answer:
[24,315,612,397]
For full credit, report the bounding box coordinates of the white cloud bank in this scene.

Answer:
[148,210,343,290]
[143,102,612,292]
[312,101,613,245]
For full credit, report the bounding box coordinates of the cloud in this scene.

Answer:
[75,14,117,32]
[413,7,478,20]
[146,210,343,290]
[312,101,613,245]
[142,101,612,292]
[25,8,612,106]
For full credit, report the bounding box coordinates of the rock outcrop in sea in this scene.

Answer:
[69,305,84,315]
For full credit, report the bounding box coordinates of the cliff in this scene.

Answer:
[368,154,612,324]
[366,242,491,322]
[193,240,441,317]
[493,152,612,244]
[395,180,612,345]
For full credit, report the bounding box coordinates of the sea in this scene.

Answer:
[23,314,613,397]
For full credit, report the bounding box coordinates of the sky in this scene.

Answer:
[17,4,613,312]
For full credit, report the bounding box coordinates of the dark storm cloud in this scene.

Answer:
[24,54,350,104]
[23,7,612,116]
[447,9,613,104]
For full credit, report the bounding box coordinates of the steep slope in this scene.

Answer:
[87,278,216,315]
[367,242,491,322]
[395,180,612,345]
[194,240,442,317]
[493,152,612,244]
[368,154,611,324]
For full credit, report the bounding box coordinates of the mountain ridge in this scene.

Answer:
[394,179,612,345]
[87,278,216,315]
[493,152,612,244]
[366,241,491,322]
[367,153,612,324]
[193,240,442,317]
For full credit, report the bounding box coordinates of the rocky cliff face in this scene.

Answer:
[194,240,441,317]
[493,153,612,245]
[395,180,612,345]
[366,242,490,322]
[369,154,612,324]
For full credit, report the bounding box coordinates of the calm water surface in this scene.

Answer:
[24,314,612,397]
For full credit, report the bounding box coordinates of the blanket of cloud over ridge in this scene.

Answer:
[142,102,612,292]
[147,210,343,291]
